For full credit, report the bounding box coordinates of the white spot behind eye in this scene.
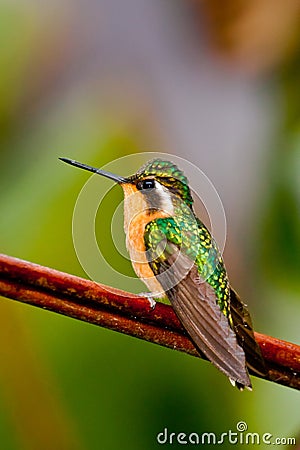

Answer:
[155,181,174,215]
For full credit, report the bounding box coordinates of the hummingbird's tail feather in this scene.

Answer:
[229,288,268,378]
[229,378,252,391]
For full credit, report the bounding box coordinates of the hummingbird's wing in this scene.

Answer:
[155,249,251,388]
[229,288,267,378]
[145,219,251,388]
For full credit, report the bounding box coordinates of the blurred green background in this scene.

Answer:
[0,1,299,449]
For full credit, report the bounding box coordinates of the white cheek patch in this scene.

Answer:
[154,181,174,215]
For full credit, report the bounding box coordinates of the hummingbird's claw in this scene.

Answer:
[139,292,157,310]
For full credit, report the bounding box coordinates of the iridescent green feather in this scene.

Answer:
[130,159,193,206]
[144,214,231,322]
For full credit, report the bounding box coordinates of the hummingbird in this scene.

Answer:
[60,157,267,390]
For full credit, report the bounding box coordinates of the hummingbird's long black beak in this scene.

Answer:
[59,157,127,183]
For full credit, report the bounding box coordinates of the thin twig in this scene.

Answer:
[0,253,299,390]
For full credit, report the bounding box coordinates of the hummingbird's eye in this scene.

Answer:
[137,179,155,190]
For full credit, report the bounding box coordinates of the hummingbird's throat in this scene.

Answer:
[121,183,170,294]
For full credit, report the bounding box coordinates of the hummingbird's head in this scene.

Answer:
[127,158,194,211]
[59,157,193,211]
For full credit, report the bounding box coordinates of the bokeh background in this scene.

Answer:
[1,1,300,449]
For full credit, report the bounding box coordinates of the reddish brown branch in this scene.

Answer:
[0,253,299,390]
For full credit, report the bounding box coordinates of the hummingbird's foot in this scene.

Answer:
[139,292,157,310]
